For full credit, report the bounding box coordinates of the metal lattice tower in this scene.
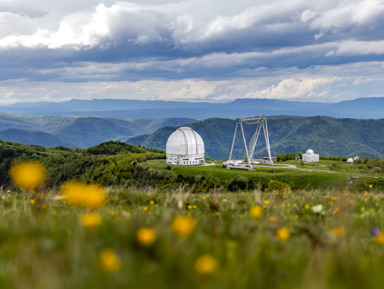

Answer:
[227,116,272,170]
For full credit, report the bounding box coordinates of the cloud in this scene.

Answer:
[0,1,384,104]
[1,62,383,105]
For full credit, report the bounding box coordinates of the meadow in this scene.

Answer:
[2,141,384,289]
[2,171,384,289]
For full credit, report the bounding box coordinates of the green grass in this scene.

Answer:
[145,160,384,191]
[2,187,384,289]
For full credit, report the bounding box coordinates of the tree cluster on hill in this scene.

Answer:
[0,140,166,189]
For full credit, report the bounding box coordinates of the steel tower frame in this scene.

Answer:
[227,116,272,170]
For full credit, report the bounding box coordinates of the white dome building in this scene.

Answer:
[166,127,205,165]
[302,149,320,163]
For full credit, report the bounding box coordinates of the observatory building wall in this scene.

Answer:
[302,149,319,163]
[166,127,205,165]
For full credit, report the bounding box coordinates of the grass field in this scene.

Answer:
[146,160,384,191]
[2,183,384,289]
[2,159,384,289]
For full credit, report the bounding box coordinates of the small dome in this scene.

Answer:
[306,149,314,155]
[347,158,354,163]
[166,127,204,156]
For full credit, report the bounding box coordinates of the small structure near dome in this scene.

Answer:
[302,149,319,163]
[347,158,354,164]
[166,127,205,165]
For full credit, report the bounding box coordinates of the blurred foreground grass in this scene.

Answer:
[1,186,384,289]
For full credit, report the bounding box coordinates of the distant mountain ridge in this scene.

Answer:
[127,116,384,160]
[1,97,384,119]
[0,129,76,148]
[0,112,198,148]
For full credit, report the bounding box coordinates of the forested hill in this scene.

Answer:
[0,140,166,189]
[0,112,198,148]
[127,116,384,160]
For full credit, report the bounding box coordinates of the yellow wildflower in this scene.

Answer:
[194,255,219,276]
[41,204,46,209]
[30,199,35,205]
[330,227,345,239]
[264,200,270,205]
[109,210,116,216]
[304,204,310,210]
[369,184,373,189]
[99,249,121,273]
[81,213,102,229]
[374,195,378,199]
[150,200,155,205]
[345,193,350,197]
[171,216,196,237]
[280,204,285,208]
[202,196,206,200]
[143,206,148,211]
[249,206,263,219]
[334,208,340,213]
[61,182,106,209]
[364,192,368,196]
[10,161,46,191]
[188,205,192,210]
[269,216,277,222]
[276,227,290,241]
[376,233,384,245]
[330,196,337,201]
[136,228,157,246]
[193,205,197,209]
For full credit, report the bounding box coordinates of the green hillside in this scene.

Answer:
[127,116,384,160]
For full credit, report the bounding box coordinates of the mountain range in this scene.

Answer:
[1,97,384,119]
[127,116,384,160]
[0,112,197,148]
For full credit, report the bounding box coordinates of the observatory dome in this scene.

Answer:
[166,127,205,165]
[302,148,319,163]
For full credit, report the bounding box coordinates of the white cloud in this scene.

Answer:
[333,40,384,55]
[4,0,382,50]
[0,1,384,105]
[1,62,384,105]
[309,0,384,29]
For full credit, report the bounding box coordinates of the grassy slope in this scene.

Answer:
[146,160,384,191]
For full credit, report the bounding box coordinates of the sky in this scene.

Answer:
[0,0,384,104]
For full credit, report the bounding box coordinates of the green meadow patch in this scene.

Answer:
[145,160,384,192]
[1,188,384,289]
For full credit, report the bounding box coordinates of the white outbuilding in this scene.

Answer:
[347,158,354,164]
[166,127,205,165]
[302,149,320,163]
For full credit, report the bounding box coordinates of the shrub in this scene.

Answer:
[267,180,290,192]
